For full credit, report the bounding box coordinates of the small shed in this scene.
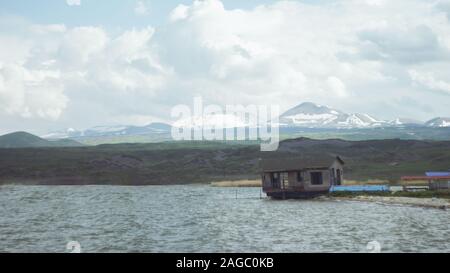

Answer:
[401,171,450,190]
[260,156,344,199]
[426,172,450,190]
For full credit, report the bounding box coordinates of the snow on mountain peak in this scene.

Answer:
[280,102,386,128]
[173,113,252,129]
[389,118,423,126]
[41,102,449,140]
[425,117,450,127]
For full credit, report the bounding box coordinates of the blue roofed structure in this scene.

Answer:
[330,185,389,192]
[426,172,450,177]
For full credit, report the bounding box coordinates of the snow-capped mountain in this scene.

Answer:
[42,123,172,139]
[279,102,387,128]
[388,118,424,126]
[42,102,450,141]
[425,117,450,128]
[172,113,252,129]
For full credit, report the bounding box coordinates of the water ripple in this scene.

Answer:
[0,185,449,253]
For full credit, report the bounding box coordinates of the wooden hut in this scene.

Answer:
[260,156,344,199]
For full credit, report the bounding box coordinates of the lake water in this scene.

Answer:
[0,185,449,253]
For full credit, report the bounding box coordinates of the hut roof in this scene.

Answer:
[260,156,344,172]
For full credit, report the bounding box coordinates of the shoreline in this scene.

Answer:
[2,181,450,210]
[323,195,450,210]
[210,180,261,187]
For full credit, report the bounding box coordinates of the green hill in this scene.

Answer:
[1,137,450,185]
[0,132,84,148]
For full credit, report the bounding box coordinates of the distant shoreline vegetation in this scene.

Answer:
[47,126,450,146]
[210,180,261,187]
[1,134,450,186]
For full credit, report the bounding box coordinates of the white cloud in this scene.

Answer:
[327,77,348,98]
[135,1,149,16]
[161,0,363,107]
[66,0,81,6]
[170,4,189,22]
[2,0,450,133]
[0,63,67,120]
[436,0,450,20]
[409,69,450,94]
[59,26,108,67]
[158,0,450,119]
[0,22,171,126]
[357,25,448,64]
[366,0,386,6]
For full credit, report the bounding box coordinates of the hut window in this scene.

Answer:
[297,172,303,182]
[310,172,323,185]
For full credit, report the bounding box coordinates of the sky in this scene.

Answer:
[1,0,450,135]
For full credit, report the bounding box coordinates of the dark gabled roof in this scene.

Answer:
[260,156,344,172]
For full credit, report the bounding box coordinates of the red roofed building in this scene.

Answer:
[401,171,450,190]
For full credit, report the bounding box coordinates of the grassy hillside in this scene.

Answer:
[1,138,450,185]
[279,126,450,141]
[0,132,83,148]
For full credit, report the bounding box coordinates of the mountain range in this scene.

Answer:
[278,102,430,128]
[38,102,450,143]
[42,123,172,139]
[424,117,450,128]
[279,102,385,128]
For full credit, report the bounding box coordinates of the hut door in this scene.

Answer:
[281,172,288,189]
[336,169,342,185]
[331,168,335,185]
[271,173,281,189]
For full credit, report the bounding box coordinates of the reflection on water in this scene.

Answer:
[0,185,449,253]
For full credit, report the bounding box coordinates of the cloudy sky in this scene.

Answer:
[1,0,450,135]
